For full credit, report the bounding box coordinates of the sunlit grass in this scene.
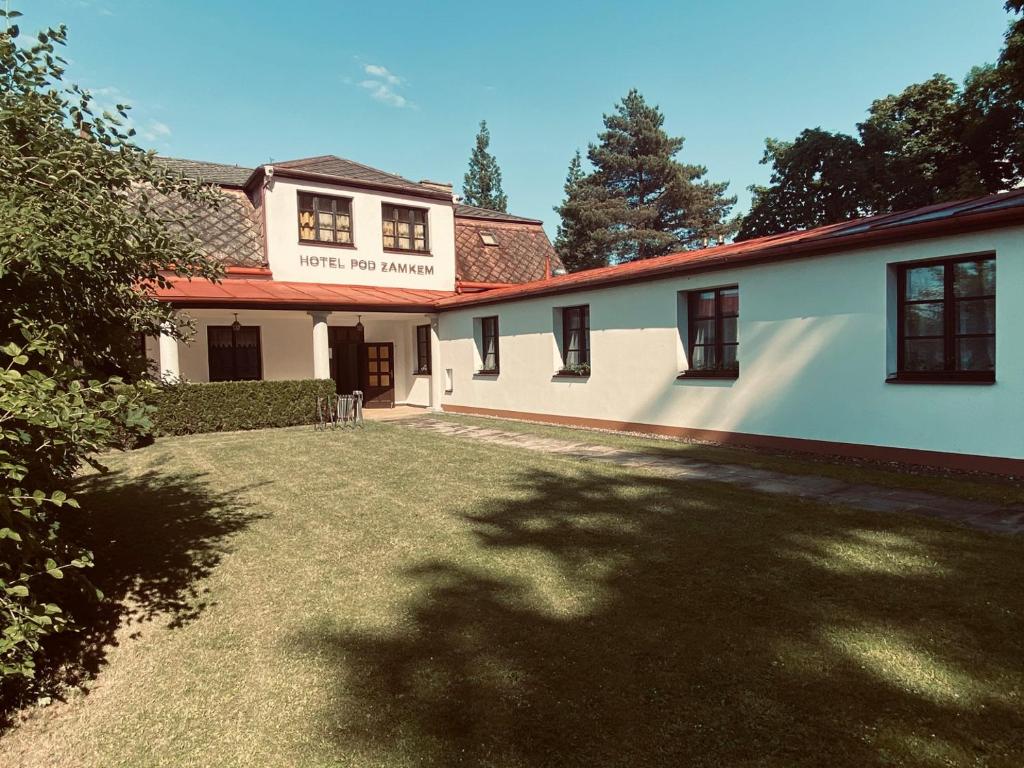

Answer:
[0,423,1021,767]
[437,412,1024,505]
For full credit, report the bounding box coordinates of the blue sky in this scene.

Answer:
[22,1,1014,234]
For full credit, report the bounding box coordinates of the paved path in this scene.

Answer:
[404,418,1024,535]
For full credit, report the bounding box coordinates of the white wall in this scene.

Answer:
[438,227,1024,461]
[262,176,456,291]
[154,308,435,407]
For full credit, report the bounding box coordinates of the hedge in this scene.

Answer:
[148,379,337,436]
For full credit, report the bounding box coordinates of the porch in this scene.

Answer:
[149,307,442,409]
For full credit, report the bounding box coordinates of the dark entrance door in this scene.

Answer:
[329,326,363,395]
[359,342,395,408]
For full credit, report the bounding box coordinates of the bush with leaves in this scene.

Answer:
[0,9,221,693]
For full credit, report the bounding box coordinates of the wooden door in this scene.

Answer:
[359,342,395,408]
[329,326,363,394]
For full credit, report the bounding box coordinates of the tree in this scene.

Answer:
[739,130,871,240]
[553,150,605,272]
[462,120,508,212]
[556,90,736,269]
[0,10,220,691]
[739,2,1024,239]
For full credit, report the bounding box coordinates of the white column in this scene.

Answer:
[157,329,180,382]
[309,311,331,379]
[428,317,443,412]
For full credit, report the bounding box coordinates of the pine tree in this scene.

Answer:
[462,120,508,211]
[554,150,605,272]
[556,90,736,269]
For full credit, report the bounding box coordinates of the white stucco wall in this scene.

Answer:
[438,227,1024,461]
[154,309,435,407]
[261,176,456,291]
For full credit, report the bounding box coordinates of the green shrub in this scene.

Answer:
[149,379,337,436]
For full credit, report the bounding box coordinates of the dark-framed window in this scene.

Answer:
[415,324,432,375]
[895,254,995,382]
[561,305,590,372]
[207,326,262,382]
[684,286,738,377]
[479,316,500,373]
[382,204,429,252]
[298,193,353,245]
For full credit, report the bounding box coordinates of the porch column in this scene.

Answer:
[428,317,443,412]
[157,327,180,382]
[309,311,331,379]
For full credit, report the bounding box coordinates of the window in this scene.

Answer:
[207,326,262,381]
[479,231,499,246]
[895,255,995,382]
[560,305,590,374]
[684,286,739,377]
[382,204,429,252]
[479,316,500,373]
[415,324,432,375]
[298,193,353,245]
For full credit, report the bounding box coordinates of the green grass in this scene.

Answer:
[2,423,1023,767]
[437,412,1024,506]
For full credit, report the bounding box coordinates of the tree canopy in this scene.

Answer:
[739,2,1024,240]
[462,120,508,212]
[555,90,736,271]
[0,9,219,691]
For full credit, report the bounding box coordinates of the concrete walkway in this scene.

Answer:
[404,417,1024,535]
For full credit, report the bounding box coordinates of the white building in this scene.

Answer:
[151,156,1024,475]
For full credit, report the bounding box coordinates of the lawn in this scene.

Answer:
[1,422,1023,767]
[438,412,1024,506]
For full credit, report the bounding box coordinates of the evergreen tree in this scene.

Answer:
[556,90,736,269]
[462,120,508,211]
[554,150,604,272]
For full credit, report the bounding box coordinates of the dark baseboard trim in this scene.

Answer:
[441,404,1023,477]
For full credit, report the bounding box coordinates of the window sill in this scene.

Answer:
[886,374,995,385]
[678,369,739,380]
[553,370,590,379]
[383,248,432,257]
[474,370,500,377]
[298,239,356,250]
[412,371,431,377]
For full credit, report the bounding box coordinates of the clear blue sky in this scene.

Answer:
[22,1,1014,234]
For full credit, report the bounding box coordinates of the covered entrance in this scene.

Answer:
[329,327,395,408]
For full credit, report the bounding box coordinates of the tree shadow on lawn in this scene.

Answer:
[1,467,267,722]
[302,468,1024,767]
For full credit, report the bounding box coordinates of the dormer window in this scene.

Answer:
[479,231,499,246]
[298,193,353,245]
[382,204,429,253]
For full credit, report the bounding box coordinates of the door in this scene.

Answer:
[359,342,395,408]
[329,326,363,394]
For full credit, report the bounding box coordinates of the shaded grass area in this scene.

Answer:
[1,423,1023,767]
[437,412,1024,506]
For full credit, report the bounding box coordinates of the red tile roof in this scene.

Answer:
[438,189,1024,309]
[151,275,454,312]
[454,217,563,284]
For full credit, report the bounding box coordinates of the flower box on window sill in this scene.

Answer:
[885,371,995,385]
[554,365,591,378]
[475,368,500,377]
[678,368,739,380]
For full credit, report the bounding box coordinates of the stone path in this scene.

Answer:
[404,418,1024,535]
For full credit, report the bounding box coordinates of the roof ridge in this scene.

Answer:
[156,155,254,170]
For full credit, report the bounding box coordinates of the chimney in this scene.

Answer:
[419,179,454,200]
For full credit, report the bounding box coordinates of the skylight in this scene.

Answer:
[479,231,499,246]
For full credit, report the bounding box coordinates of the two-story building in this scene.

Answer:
[149,154,1024,474]
[149,155,562,409]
